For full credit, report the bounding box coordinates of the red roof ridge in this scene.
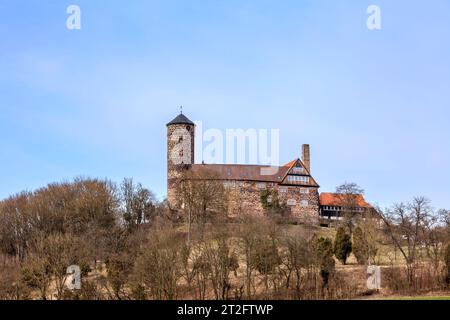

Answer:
[319,192,372,208]
[194,161,298,168]
[283,159,299,167]
[193,163,280,168]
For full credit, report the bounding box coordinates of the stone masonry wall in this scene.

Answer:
[226,180,319,223]
[167,123,195,208]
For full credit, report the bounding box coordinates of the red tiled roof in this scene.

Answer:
[190,163,289,183]
[320,193,372,208]
[283,160,297,167]
[188,159,319,187]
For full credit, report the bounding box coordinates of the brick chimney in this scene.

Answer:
[302,144,310,173]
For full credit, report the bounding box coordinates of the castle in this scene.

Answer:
[166,112,374,224]
[166,112,324,223]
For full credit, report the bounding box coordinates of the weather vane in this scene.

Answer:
[180,105,183,114]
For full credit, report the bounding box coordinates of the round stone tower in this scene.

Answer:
[166,112,195,207]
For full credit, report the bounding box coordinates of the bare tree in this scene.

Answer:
[423,212,446,274]
[0,192,35,260]
[0,255,30,300]
[239,215,261,299]
[103,227,138,300]
[238,216,281,298]
[130,229,183,300]
[379,197,431,289]
[249,223,281,295]
[445,244,450,286]
[21,253,52,300]
[280,230,316,299]
[179,243,197,298]
[20,233,89,300]
[335,182,365,233]
[439,209,450,239]
[0,178,120,263]
[177,170,228,245]
[121,178,156,231]
[203,226,239,300]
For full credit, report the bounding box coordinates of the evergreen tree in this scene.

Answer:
[353,226,369,265]
[334,227,352,265]
[315,237,335,289]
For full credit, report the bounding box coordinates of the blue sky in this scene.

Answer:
[0,0,449,209]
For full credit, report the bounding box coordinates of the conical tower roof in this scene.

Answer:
[166,113,195,126]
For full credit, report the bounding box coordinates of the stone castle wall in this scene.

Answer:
[226,180,319,223]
